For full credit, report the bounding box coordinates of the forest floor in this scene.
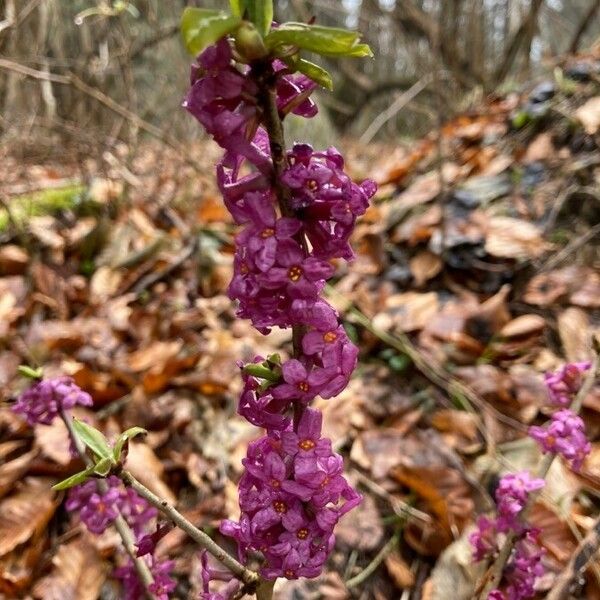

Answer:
[1,48,600,600]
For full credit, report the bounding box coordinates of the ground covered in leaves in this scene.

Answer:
[1,49,600,600]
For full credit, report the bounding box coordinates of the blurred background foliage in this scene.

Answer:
[1,0,599,156]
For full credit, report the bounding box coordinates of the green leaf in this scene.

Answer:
[265,22,373,58]
[247,0,273,37]
[113,426,147,462]
[290,58,333,90]
[243,364,280,381]
[72,419,112,460]
[53,465,96,490]
[93,456,114,477]
[18,365,43,380]
[181,7,241,55]
[229,0,246,17]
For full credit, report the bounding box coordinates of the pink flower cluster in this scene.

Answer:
[12,376,92,425]
[184,36,374,588]
[470,471,546,600]
[544,361,591,406]
[13,378,175,599]
[530,362,592,471]
[68,476,176,599]
[529,409,591,471]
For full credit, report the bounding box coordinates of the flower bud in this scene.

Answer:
[234,22,268,61]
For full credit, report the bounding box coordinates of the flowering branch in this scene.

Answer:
[476,354,598,599]
[117,469,260,589]
[60,410,156,597]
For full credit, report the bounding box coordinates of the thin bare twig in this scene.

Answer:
[118,470,260,588]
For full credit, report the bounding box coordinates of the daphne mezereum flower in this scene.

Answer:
[12,376,92,426]
[66,476,158,536]
[529,408,591,471]
[186,32,372,583]
[470,473,546,599]
[115,556,176,600]
[495,471,545,533]
[220,409,361,579]
[544,361,591,406]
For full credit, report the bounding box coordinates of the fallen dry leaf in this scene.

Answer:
[575,96,600,134]
[0,478,57,557]
[125,442,176,504]
[485,217,549,259]
[409,251,443,287]
[31,535,107,600]
[336,493,384,551]
[384,550,415,589]
[558,307,592,362]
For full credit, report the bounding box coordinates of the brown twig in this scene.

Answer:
[60,411,156,598]
[548,514,600,600]
[254,61,308,430]
[118,470,260,589]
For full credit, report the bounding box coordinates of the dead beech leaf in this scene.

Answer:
[89,266,122,304]
[0,450,38,499]
[430,410,479,443]
[523,132,554,163]
[350,430,424,480]
[575,96,600,134]
[394,172,441,211]
[499,314,545,338]
[127,340,183,372]
[485,217,549,259]
[125,443,176,504]
[529,503,577,565]
[410,251,442,287]
[32,535,107,600]
[385,550,415,589]
[0,245,28,275]
[558,307,592,362]
[34,420,72,466]
[0,478,57,556]
[373,292,439,333]
[391,464,474,532]
[335,493,383,551]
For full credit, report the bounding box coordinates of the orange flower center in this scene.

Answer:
[273,500,287,514]
[307,179,318,191]
[270,479,281,488]
[297,528,309,540]
[261,228,275,238]
[284,569,296,579]
[299,439,315,451]
[288,266,303,282]
[323,331,337,343]
[240,262,249,275]
[298,381,309,392]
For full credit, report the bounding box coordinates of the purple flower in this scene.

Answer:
[115,556,176,600]
[281,144,376,260]
[504,531,545,600]
[544,361,591,407]
[12,376,92,426]
[200,551,241,600]
[488,591,505,600]
[221,424,361,580]
[529,408,591,471]
[280,408,331,457]
[272,359,339,403]
[469,516,498,561]
[495,472,544,533]
[67,476,156,538]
